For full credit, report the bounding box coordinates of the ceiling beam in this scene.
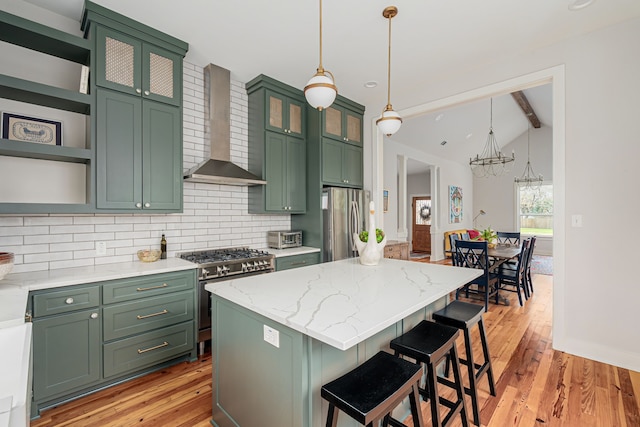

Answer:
[511,91,541,128]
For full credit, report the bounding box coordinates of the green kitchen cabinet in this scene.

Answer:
[247,75,307,214]
[32,308,101,402]
[29,269,197,417]
[275,252,321,271]
[94,25,183,107]
[83,1,187,213]
[322,104,363,147]
[96,89,181,211]
[321,139,363,188]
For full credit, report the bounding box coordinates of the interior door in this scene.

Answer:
[412,196,431,253]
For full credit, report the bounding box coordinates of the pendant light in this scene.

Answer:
[469,98,515,177]
[376,6,402,136]
[514,123,543,188]
[304,0,337,111]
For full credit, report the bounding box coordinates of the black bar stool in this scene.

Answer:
[432,301,496,426]
[321,351,424,427]
[390,320,469,427]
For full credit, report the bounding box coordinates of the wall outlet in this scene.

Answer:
[96,241,107,256]
[263,325,280,348]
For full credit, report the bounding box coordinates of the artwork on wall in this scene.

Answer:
[383,190,389,212]
[1,112,62,146]
[449,185,463,223]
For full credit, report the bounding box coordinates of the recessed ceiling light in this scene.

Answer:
[466,133,473,139]
[435,113,444,121]
[364,81,378,88]
[568,0,595,11]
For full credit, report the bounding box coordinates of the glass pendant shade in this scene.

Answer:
[376,107,402,136]
[304,71,337,110]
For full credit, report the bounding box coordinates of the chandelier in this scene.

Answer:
[470,98,514,177]
[304,0,338,111]
[514,123,543,188]
[376,6,402,136]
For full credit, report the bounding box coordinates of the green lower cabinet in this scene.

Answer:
[275,252,321,271]
[321,139,363,188]
[32,308,101,401]
[29,269,197,417]
[96,88,181,212]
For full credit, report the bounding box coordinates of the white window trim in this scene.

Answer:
[514,180,554,237]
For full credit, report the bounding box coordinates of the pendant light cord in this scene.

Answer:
[318,0,324,71]
[386,12,392,107]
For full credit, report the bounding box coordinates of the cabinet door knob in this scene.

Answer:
[136,88,142,94]
[144,90,150,96]
[136,202,142,208]
[144,202,151,208]
[65,297,74,304]
[90,313,98,319]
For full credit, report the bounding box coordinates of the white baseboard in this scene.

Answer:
[555,337,640,372]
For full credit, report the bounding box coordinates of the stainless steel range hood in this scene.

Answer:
[184,64,266,186]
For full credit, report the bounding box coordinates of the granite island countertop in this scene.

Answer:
[205,257,481,350]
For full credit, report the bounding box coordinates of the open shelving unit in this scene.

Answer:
[0,10,95,214]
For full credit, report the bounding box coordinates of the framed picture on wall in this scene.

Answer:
[1,112,62,146]
[449,185,463,223]
[383,190,389,212]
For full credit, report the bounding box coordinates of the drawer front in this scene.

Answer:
[33,286,100,317]
[275,252,321,271]
[103,290,194,341]
[103,321,194,378]
[102,270,195,304]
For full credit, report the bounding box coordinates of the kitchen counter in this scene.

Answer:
[206,257,479,350]
[0,258,197,292]
[206,257,481,426]
[261,246,320,257]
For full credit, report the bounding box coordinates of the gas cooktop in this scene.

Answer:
[178,247,273,265]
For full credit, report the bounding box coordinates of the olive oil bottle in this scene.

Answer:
[160,234,167,259]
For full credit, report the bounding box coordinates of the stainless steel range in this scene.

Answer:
[178,247,275,353]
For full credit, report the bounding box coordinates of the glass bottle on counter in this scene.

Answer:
[161,234,167,259]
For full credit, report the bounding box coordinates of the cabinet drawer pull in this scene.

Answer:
[65,297,74,304]
[137,341,169,354]
[136,283,168,292]
[290,261,307,266]
[136,309,168,320]
[144,90,150,96]
[90,312,99,319]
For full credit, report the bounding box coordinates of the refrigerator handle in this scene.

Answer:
[350,200,360,252]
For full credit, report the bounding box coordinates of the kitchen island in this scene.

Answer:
[205,257,481,427]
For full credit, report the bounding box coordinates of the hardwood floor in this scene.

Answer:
[31,267,639,427]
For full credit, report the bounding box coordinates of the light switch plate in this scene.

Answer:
[571,214,583,227]
[263,325,280,348]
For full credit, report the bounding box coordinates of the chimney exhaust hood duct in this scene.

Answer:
[184,64,266,185]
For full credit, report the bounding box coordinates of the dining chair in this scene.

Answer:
[497,239,529,306]
[448,234,460,260]
[524,236,537,296]
[496,231,521,245]
[453,240,500,312]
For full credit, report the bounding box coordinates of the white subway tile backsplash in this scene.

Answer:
[0,61,292,274]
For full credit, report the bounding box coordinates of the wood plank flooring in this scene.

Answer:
[31,265,639,427]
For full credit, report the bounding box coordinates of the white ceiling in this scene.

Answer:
[22,0,640,168]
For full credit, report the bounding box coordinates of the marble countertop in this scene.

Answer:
[205,257,481,350]
[261,246,321,257]
[0,258,197,292]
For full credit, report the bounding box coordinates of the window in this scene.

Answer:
[517,184,553,236]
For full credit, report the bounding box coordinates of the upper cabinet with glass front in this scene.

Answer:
[322,104,362,147]
[264,89,306,139]
[82,1,184,107]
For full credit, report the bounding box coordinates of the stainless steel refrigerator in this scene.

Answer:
[322,187,370,262]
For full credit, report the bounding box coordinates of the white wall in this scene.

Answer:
[375,17,640,371]
[0,7,291,273]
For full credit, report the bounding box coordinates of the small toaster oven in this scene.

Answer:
[267,230,302,249]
